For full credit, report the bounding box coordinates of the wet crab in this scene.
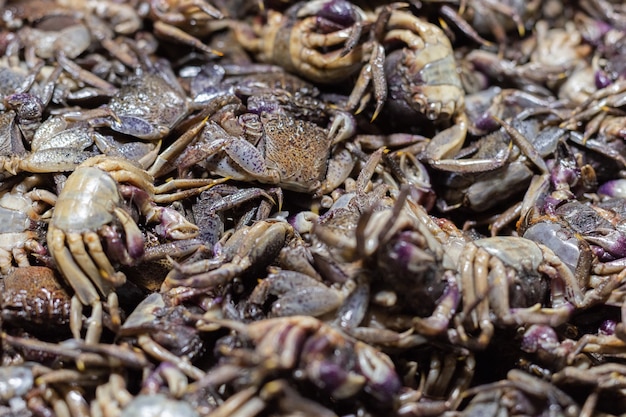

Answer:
[234,0,368,85]
[47,154,222,343]
[67,57,192,142]
[199,315,402,405]
[153,84,357,196]
[162,219,294,291]
[456,369,581,417]
[0,113,113,179]
[0,174,55,273]
[464,19,591,93]
[311,185,468,339]
[1,266,72,330]
[119,292,207,380]
[425,0,542,47]
[347,4,465,126]
[246,266,357,320]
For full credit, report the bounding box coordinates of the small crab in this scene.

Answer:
[200,315,402,404]
[451,235,624,349]
[162,219,294,291]
[155,88,357,196]
[66,58,191,141]
[458,369,581,417]
[312,184,467,339]
[0,266,72,329]
[464,20,590,93]
[120,292,206,380]
[120,393,200,417]
[426,0,542,47]
[0,115,105,179]
[234,0,368,84]
[348,5,465,124]
[191,183,283,247]
[47,155,222,343]
[0,174,56,273]
[246,267,357,320]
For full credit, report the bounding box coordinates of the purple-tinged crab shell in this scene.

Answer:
[523,222,580,274]
[315,0,361,28]
[600,319,617,336]
[595,69,613,88]
[598,179,626,198]
[520,324,559,354]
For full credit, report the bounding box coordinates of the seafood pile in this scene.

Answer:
[2,0,626,415]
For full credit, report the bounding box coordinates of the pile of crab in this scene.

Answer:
[2,0,626,415]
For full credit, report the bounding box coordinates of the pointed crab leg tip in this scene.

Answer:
[370,105,384,123]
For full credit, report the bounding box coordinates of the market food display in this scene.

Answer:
[1,0,626,415]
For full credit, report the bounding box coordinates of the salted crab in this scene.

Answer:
[234,0,368,84]
[424,0,542,47]
[347,4,464,121]
[162,219,294,291]
[0,174,56,273]
[198,315,402,405]
[120,292,206,380]
[66,58,192,142]
[152,85,357,196]
[47,155,223,343]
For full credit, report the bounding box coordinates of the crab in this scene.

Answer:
[0,174,56,273]
[347,5,465,124]
[153,86,357,196]
[119,292,206,380]
[450,235,624,349]
[66,58,192,141]
[457,369,581,416]
[464,20,591,93]
[424,0,542,47]
[141,0,224,36]
[0,266,72,329]
[0,114,111,179]
[310,184,468,339]
[246,266,357,320]
[435,115,564,216]
[47,154,223,343]
[191,183,283,247]
[161,219,294,291]
[199,315,402,405]
[233,0,368,85]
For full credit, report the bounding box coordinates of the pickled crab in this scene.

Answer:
[162,219,294,291]
[48,155,222,343]
[67,59,191,141]
[154,89,357,196]
[0,174,56,273]
[199,315,402,404]
[234,0,368,84]
[1,266,72,329]
[347,5,465,125]
[120,292,206,380]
